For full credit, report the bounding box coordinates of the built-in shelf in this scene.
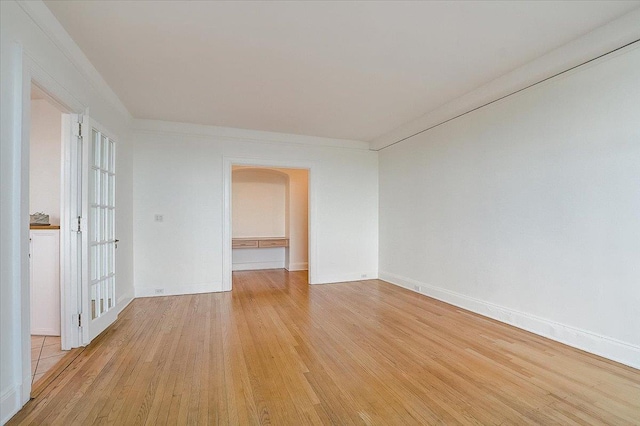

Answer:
[232,237,289,249]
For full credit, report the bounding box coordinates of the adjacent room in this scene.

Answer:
[2,1,639,424]
[232,166,309,274]
[28,84,69,385]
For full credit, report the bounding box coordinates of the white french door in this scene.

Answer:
[81,119,118,344]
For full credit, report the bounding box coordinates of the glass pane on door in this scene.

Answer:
[89,128,116,320]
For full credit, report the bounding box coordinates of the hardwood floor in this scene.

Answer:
[9,270,640,425]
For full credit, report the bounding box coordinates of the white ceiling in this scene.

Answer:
[45,1,639,142]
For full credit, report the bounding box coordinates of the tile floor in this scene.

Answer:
[31,335,69,384]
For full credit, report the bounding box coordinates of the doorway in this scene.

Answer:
[28,83,71,383]
[222,158,317,290]
[21,77,120,399]
[231,166,309,274]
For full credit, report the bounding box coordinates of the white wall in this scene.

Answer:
[30,99,62,225]
[232,168,287,238]
[1,2,134,422]
[379,46,640,368]
[133,121,378,297]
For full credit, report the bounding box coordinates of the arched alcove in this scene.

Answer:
[231,166,308,273]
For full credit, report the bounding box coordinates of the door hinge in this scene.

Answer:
[77,216,82,233]
[78,313,82,327]
[75,114,84,137]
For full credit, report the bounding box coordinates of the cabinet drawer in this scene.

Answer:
[232,239,258,249]
[258,239,288,248]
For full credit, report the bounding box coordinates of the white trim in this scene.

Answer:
[232,261,285,271]
[19,43,33,410]
[222,159,232,291]
[30,328,60,336]
[1,383,22,425]
[59,113,83,351]
[379,271,640,370]
[16,0,132,121]
[135,283,221,298]
[22,54,84,113]
[79,109,91,346]
[133,119,369,151]
[313,272,378,285]
[223,157,318,289]
[286,262,308,272]
[371,8,640,150]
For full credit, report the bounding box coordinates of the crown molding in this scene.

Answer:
[16,0,132,121]
[132,119,371,151]
[371,7,640,151]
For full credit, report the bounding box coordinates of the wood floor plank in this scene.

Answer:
[8,271,640,425]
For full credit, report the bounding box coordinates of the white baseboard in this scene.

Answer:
[379,271,640,370]
[312,271,378,285]
[1,383,22,425]
[286,262,308,271]
[30,328,60,336]
[232,261,284,271]
[135,282,224,298]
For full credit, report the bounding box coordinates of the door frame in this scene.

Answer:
[222,157,317,290]
[19,52,86,401]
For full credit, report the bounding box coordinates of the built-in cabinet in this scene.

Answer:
[30,227,60,336]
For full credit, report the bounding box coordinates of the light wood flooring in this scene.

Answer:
[9,270,640,424]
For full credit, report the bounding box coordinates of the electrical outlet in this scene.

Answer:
[414,285,422,292]
[154,214,164,222]
[361,274,368,278]
[155,288,164,294]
